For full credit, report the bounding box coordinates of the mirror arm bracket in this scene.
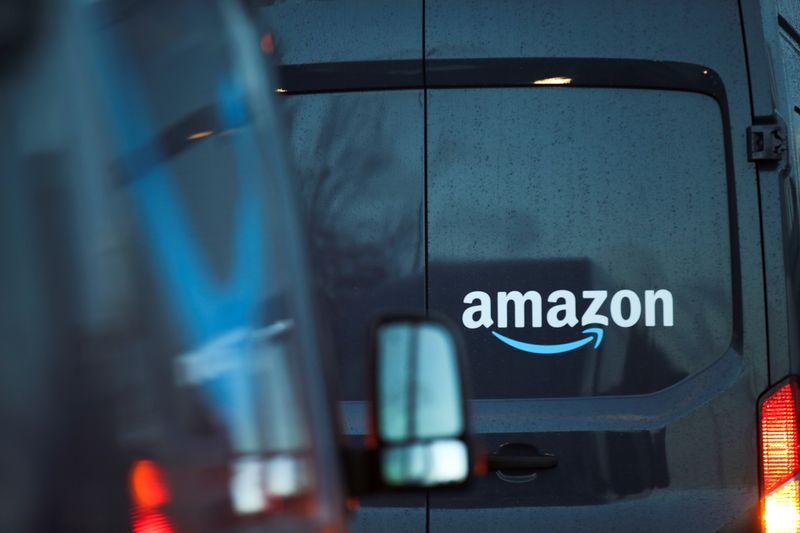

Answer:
[342,446,381,497]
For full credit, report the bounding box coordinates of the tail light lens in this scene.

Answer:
[760,378,800,533]
[130,460,175,533]
[132,508,173,533]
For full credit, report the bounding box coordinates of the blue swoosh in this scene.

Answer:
[491,328,604,354]
[91,28,267,446]
[93,37,264,344]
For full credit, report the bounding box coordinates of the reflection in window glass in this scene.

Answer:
[378,322,463,442]
[428,88,732,399]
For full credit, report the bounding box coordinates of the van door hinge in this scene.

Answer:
[748,122,788,163]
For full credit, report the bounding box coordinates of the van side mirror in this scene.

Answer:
[372,315,471,488]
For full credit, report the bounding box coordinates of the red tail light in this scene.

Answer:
[129,460,175,533]
[760,378,800,533]
[132,508,173,533]
[131,460,171,509]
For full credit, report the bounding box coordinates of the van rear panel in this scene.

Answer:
[426,1,768,531]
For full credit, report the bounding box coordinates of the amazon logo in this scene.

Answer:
[461,289,673,354]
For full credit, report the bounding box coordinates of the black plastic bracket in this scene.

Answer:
[748,122,788,162]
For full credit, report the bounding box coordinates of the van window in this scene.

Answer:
[427,88,732,399]
[283,91,425,401]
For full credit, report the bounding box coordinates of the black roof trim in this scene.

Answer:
[277,57,723,100]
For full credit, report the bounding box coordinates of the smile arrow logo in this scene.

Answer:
[491,327,604,355]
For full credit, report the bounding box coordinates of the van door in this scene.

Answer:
[425,1,768,530]
[283,89,427,531]
[260,2,427,529]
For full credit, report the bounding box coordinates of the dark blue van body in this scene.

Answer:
[259,0,800,530]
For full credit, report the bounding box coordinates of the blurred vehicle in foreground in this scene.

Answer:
[0,0,472,531]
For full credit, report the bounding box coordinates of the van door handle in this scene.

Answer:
[487,453,557,471]
[487,442,558,471]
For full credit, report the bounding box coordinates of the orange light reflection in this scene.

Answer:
[533,77,572,85]
[187,131,213,140]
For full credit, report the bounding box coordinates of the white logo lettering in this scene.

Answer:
[497,291,543,328]
[581,290,609,326]
[609,289,641,328]
[546,290,579,328]
[460,289,673,330]
[644,289,674,327]
[462,291,494,329]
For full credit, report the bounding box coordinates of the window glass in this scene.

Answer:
[282,91,425,400]
[428,88,732,399]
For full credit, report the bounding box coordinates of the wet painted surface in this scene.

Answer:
[257,0,421,65]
